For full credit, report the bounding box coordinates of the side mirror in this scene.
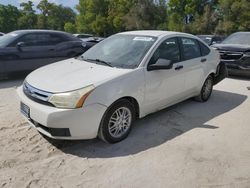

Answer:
[148,58,173,71]
[16,42,25,50]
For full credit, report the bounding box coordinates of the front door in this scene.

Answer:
[144,37,186,114]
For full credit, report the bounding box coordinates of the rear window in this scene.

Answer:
[180,37,201,60]
[199,41,210,56]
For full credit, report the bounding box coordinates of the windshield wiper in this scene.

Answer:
[81,56,113,67]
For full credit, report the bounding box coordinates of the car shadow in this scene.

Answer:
[44,89,247,158]
[0,77,25,89]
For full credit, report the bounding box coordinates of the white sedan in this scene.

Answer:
[17,30,226,143]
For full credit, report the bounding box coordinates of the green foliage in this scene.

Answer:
[76,0,110,36]
[18,1,37,29]
[215,0,250,34]
[0,4,20,33]
[0,0,76,33]
[48,5,76,30]
[64,22,77,33]
[76,0,167,36]
[0,0,249,36]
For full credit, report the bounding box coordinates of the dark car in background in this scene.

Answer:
[212,32,250,76]
[197,35,225,46]
[0,30,89,78]
[82,37,105,50]
[73,33,93,40]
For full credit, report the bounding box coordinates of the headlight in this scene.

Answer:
[48,85,95,109]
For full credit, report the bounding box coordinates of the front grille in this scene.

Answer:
[219,50,243,61]
[23,82,54,106]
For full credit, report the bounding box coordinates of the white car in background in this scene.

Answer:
[17,30,226,143]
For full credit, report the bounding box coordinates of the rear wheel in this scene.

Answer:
[98,100,135,143]
[194,75,213,102]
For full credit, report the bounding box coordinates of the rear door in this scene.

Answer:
[178,37,205,94]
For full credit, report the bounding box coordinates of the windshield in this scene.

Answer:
[222,32,250,45]
[0,32,19,47]
[80,34,157,68]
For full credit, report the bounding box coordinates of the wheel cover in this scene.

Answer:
[108,107,132,138]
[203,78,212,99]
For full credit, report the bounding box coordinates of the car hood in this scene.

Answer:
[212,43,250,52]
[25,58,132,93]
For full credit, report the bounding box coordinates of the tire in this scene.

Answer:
[98,99,135,143]
[194,75,213,102]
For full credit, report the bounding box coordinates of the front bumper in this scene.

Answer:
[17,87,107,140]
[223,61,250,76]
[221,54,250,76]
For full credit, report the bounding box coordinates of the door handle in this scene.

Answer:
[175,65,184,70]
[49,48,55,51]
[201,58,207,63]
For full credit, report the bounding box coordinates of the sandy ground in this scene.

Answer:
[0,77,250,188]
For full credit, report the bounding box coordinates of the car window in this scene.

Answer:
[199,41,210,56]
[180,37,201,60]
[49,34,66,45]
[13,33,65,47]
[0,32,20,47]
[149,38,180,65]
[16,34,38,46]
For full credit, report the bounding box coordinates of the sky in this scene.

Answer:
[0,0,79,9]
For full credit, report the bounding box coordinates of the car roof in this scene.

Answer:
[11,29,69,35]
[74,33,93,36]
[197,35,213,37]
[119,30,188,37]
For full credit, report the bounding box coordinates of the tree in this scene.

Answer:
[48,4,76,30]
[76,0,110,36]
[0,5,20,33]
[64,22,77,33]
[190,3,220,34]
[18,1,37,29]
[107,0,135,33]
[124,0,167,30]
[167,0,218,33]
[215,0,250,35]
[37,0,53,28]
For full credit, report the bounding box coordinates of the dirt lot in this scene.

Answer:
[0,77,250,188]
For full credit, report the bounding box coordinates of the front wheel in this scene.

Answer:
[98,100,135,143]
[194,75,213,102]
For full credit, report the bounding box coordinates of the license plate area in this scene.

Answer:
[20,102,30,118]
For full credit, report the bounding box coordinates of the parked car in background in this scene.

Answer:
[74,33,93,40]
[197,35,225,46]
[0,30,89,78]
[0,32,4,36]
[82,37,105,50]
[18,30,226,143]
[74,33,104,51]
[212,32,250,76]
